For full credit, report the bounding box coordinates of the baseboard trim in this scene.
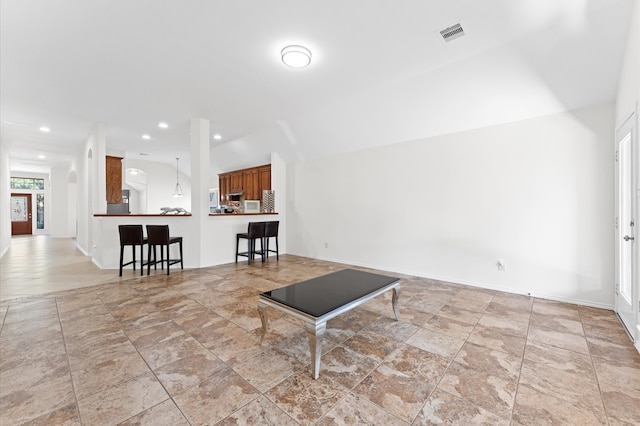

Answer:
[316,256,614,311]
[92,258,105,269]
[525,292,614,311]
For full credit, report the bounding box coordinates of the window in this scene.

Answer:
[209,189,219,212]
[10,177,45,190]
[37,194,45,229]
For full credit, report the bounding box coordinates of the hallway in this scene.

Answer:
[0,235,123,301]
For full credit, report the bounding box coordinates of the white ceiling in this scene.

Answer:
[1,0,634,174]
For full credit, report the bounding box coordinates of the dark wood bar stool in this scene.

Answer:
[146,225,183,275]
[118,225,148,276]
[236,221,265,264]
[264,220,279,260]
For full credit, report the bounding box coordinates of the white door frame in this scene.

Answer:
[615,105,638,344]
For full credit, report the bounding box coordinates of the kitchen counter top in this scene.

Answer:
[94,212,277,217]
[91,211,284,269]
[209,212,279,216]
[94,213,192,217]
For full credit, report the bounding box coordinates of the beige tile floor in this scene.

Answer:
[1,236,639,425]
[1,235,119,300]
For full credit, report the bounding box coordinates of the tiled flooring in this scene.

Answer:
[1,237,639,425]
[0,236,117,300]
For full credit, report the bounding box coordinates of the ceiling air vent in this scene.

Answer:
[440,23,465,43]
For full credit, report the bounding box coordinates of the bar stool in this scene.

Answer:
[118,225,148,276]
[146,225,183,275]
[264,220,279,261]
[236,221,265,264]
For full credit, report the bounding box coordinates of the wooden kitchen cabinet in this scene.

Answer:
[219,174,231,203]
[106,156,123,204]
[243,169,259,200]
[219,164,271,203]
[258,166,271,195]
[230,173,242,194]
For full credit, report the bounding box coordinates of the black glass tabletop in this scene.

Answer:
[259,269,399,317]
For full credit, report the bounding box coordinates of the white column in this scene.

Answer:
[0,141,11,255]
[95,123,107,214]
[190,118,210,266]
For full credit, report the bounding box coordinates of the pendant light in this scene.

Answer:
[172,157,183,198]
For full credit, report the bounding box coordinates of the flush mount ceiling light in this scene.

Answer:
[142,134,151,140]
[39,126,50,132]
[158,122,168,129]
[281,45,311,68]
[213,133,222,140]
[37,154,46,159]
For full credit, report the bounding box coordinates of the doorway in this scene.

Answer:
[11,193,32,235]
[615,110,637,341]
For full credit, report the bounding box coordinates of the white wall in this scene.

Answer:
[75,142,89,254]
[124,158,192,214]
[67,176,77,238]
[76,124,105,255]
[288,104,615,308]
[50,165,71,237]
[122,166,146,214]
[271,152,287,252]
[615,0,640,347]
[0,141,10,257]
[616,0,639,121]
[210,122,295,180]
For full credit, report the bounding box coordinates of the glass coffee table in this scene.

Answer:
[257,268,400,379]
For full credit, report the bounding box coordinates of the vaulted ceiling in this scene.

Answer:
[1,0,635,173]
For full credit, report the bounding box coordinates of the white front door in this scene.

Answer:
[615,110,637,341]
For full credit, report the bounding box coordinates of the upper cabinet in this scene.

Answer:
[106,156,123,204]
[219,164,271,203]
[242,168,259,200]
[230,173,242,194]
[219,174,231,199]
[258,165,271,193]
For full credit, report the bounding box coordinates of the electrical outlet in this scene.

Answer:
[497,259,505,271]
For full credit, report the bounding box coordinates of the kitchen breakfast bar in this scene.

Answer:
[92,212,279,271]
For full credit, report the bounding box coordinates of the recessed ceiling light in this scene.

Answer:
[37,154,46,159]
[142,134,151,140]
[158,122,168,129]
[39,126,50,132]
[281,45,312,68]
[129,169,139,175]
[213,134,222,140]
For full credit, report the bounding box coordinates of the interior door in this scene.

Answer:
[11,193,32,235]
[615,112,637,340]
